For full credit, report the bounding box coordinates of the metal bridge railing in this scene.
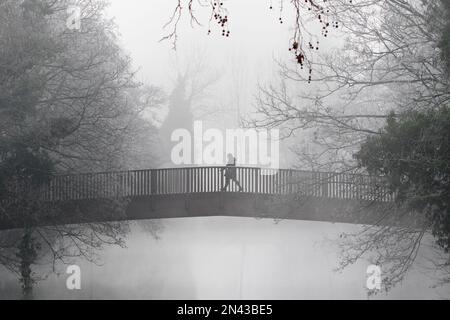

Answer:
[37,167,394,203]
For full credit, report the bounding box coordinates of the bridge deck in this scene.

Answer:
[0,167,399,230]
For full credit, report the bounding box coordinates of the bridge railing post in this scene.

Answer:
[186,168,191,194]
[255,168,259,194]
[288,169,293,194]
[150,170,157,195]
[322,172,329,198]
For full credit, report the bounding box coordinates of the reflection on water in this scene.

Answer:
[0,217,449,299]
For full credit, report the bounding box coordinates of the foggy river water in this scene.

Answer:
[1,217,449,299]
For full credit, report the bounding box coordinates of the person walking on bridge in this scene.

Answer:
[221,153,243,192]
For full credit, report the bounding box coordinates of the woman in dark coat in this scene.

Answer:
[221,153,243,191]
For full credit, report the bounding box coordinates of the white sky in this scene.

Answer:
[106,0,293,91]
[2,1,450,300]
[105,0,338,168]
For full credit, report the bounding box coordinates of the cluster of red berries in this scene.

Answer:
[288,42,310,83]
[271,0,353,83]
[293,50,312,83]
[208,2,230,37]
[308,41,319,50]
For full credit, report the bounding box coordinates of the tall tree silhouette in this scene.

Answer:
[0,0,161,298]
[159,74,194,166]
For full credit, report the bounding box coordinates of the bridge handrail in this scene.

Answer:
[31,166,393,203]
[49,166,384,179]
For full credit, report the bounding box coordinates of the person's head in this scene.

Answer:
[227,153,234,163]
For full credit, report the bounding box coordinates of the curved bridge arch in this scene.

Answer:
[1,167,399,230]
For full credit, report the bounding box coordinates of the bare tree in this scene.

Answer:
[246,0,450,291]
[158,48,221,165]
[162,0,345,73]
[0,0,163,298]
[248,0,449,168]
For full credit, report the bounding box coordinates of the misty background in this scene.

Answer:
[1,0,450,300]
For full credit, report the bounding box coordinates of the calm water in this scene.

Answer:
[1,217,449,299]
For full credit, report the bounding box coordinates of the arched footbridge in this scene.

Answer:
[1,167,407,230]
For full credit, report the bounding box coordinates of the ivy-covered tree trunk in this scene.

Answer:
[17,228,39,300]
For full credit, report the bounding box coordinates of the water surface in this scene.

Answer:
[0,217,449,299]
